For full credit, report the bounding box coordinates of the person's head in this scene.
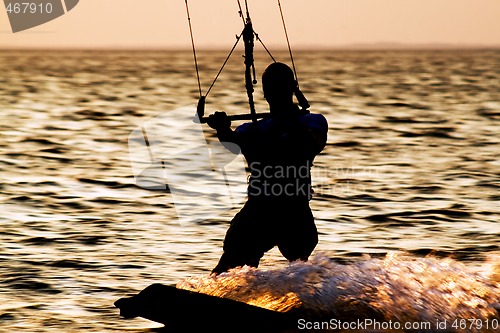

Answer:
[262,62,297,106]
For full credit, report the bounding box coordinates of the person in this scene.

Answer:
[207,62,328,275]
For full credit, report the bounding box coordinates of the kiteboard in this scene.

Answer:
[115,283,299,332]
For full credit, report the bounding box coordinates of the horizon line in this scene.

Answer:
[1,41,500,52]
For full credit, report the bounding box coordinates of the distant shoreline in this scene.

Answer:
[1,43,499,52]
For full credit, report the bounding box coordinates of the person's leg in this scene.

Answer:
[211,251,261,275]
[277,202,318,262]
[212,200,274,275]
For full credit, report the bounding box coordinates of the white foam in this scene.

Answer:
[178,252,500,328]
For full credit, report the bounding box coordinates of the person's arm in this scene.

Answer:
[207,111,241,154]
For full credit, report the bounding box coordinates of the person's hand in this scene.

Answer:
[207,111,231,130]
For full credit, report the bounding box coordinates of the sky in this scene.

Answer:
[1,0,500,49]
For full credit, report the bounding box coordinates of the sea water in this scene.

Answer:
[0,50,499,332]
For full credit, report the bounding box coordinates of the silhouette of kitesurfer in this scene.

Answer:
[207,62,328,275]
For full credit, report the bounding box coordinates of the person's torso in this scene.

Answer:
[236,110,326,200]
